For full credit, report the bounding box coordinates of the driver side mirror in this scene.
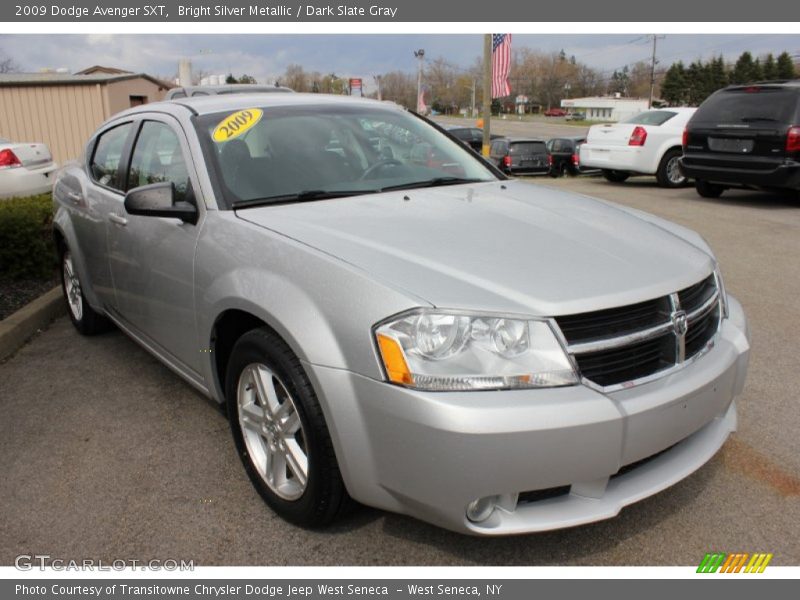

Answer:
[124,182,197,225]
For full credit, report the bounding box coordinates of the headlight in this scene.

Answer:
[374,310,578,391]
[714,264,729,318]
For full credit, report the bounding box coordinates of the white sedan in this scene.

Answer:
[0,137,58,199]
[579,107,696,188]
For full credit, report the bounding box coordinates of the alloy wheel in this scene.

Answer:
[237,363,308,501]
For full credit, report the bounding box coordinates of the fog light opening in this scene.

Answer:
[466,496,497,523]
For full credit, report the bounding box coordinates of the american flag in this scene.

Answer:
[491,33,512,98]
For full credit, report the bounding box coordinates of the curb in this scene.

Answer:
[0,287,65,362]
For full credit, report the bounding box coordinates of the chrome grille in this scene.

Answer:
[555,274,721,389]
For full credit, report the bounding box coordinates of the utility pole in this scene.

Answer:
[648,34,665,109]
[471,79,476,118]
[482,34,492,157]
[374,75,382,101]
[414,49,425,112]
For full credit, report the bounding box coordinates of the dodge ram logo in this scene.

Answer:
[672,310,688,336]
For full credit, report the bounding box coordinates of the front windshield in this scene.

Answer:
[194,103,498,207]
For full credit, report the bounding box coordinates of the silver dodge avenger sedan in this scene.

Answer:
[53,94,750,535]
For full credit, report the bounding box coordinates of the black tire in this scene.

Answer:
[655,148,687,188]
[602,169,630,183]
[548,164,560,178]
[695,180,725,199]
[60,246,112,335]
[225,327,350,527]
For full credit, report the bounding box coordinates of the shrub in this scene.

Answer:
[0,193,56,280]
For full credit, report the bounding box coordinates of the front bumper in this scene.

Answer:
[305,296,749,535]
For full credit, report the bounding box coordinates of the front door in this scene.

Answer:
[106,117,203,374]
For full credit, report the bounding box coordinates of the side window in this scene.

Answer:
[127,121,193,203]
[490,141,503,154]
[90,123,133,191]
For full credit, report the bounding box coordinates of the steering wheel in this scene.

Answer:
[359,158,404,180]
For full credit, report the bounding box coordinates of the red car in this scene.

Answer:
[543,108,567,117]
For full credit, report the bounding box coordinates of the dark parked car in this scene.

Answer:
[680,81,800,199]
[166,84,294,99]
[445,126,501,152]
[546,136,598,177]
[489,138,549,175]
[566,112,586,121]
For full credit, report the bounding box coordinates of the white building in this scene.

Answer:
[560,96,650,122]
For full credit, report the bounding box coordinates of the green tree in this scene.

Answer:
[776,52,797,79]
[708,56,728,91]
[762,54,778,80]
[661,61,687,105]
[730,51,762,84]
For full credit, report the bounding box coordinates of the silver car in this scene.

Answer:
[53,94,750,535]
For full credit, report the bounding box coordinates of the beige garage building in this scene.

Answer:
[0,71,172,164]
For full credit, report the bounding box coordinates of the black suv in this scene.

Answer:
[680,81,800,199]
[489,138,549,175]
[546,136,598,177]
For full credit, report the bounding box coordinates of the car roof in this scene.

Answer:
[168,84,294,97]
[114,93,408,120]
[725,79,800,89]
[549,136,586,142]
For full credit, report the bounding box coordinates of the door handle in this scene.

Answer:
[66,191,83,205]
[109,213,128,227]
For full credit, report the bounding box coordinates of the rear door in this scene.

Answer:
[509,141,547,169]
[686,86,799,171]
[76,121,137,308]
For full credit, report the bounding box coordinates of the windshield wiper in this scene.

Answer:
[232,189,375,209]
[740,116,780,122]
[379,177,486,192]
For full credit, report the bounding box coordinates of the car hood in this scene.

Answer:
[236,181,714,316]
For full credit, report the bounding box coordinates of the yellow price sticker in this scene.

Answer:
[212,108,263,143]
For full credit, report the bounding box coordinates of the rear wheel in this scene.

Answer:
[60,248,111,335]
[225,328,350,527]
[602,169,630,183]
[695,180,725,199]
[656,148,687,188]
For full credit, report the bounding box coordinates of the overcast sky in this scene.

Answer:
[1,34,798,91]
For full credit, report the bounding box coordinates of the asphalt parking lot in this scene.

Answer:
[1,175,799,566]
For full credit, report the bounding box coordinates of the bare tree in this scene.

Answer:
[0,49,19,73]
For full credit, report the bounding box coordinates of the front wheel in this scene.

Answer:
[656,149,687,188]
[60,248,111,335]
[226,328,350,527]
[695,180,725,199]
[602,169,630,183]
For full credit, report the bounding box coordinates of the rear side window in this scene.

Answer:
[90,122,133,191]
[510,142,546,154]
[128,121,193,202]
[490,140,507,154]
[693,88,799,124]
[623,110,677,126]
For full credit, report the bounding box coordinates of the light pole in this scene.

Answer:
[414,49,425,112]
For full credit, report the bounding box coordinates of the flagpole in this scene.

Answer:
[482,34,492,158]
